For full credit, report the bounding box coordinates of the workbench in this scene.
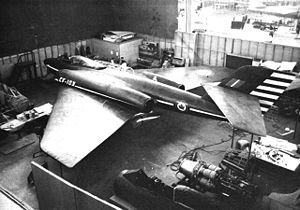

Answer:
[252,135,300,171]
[0,103,52,133]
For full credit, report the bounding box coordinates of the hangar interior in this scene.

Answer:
[0,0,300,210]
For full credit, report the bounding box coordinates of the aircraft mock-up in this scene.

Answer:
[42,56,296,168]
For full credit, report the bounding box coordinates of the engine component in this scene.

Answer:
[114,169,224,210]
[178,159,257,202]
[220,149,250,176]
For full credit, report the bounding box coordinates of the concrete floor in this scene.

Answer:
[0,67,300,209]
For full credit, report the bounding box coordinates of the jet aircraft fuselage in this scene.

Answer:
[55,68,225,120]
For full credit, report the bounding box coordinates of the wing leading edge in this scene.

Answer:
[41,87,137,168]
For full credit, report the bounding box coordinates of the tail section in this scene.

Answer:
[189,66,296,136]
[219,65,296,114]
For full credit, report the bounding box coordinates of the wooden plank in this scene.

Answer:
[203,34,212,50]
[86,39,92,51]
[50,46,54,58]
[90,39,96,55]
[45,47,52,59]
[38,48,47,76]
[194,48,202,65]
[70,42,76,56]
[292,48,300,61]
[38,48,46,66]
[52,45,58,58]
[249,41,259,58]
[181,46,189,59]
[210,35,218,51]
[218,36,225,53]
[264,44,274,61]
[33,50,42,77]
[274,45,284,62]
[210,51,217,66]
[33,49,42,77]
[199,34,205,65]
[195,33,202,49]
[75,41,81,55]
[182,32,190,50]
[217,50,224,66]
[232,39,242,54]
[225,37,233,54]
[174,31,183,57]
[203,49,210,65]
[58,45,64,57]
[10,55,18,65]
[257,42,266,60]
[215,36,221,66]
[31,161,76,210]
[241,40,250,57]
[64,41,70,56]
[2,57,11,65]
[188,33,196,64]
[208,35,213,65]
[282,46,293,62]
[222,37,227,67]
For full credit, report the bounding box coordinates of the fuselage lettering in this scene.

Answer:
[58,77,76,87]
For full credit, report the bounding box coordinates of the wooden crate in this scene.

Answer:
[91,38,143,66]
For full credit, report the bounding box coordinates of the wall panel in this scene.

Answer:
[0,0,112,57]
[111,0,177,39]
[191,32,300,67]
[31,161,119,210]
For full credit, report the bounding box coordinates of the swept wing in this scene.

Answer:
[41,87,137,168]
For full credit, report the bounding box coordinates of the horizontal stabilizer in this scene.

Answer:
[204,85,266,136]
[219,66,296,114]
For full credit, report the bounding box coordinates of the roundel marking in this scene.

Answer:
[177,101,187,112]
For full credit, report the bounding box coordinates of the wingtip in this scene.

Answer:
[40,139,80,168]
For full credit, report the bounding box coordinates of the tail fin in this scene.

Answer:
[219,65,296,114]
